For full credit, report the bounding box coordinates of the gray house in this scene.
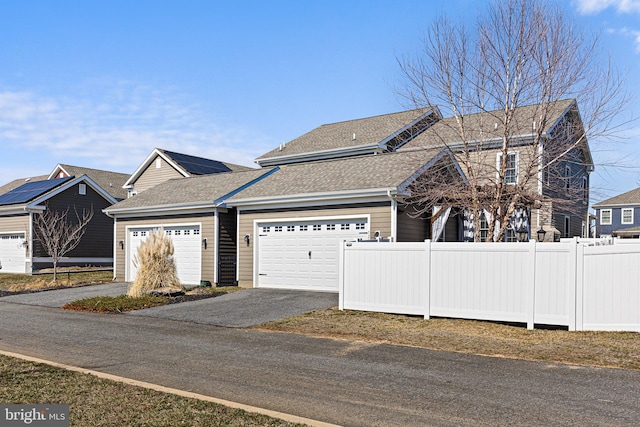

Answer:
[0,165,128,273]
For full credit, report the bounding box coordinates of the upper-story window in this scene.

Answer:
[622,208,634,225]
[600,209,612,225]
[155,158,162,169]
[497,152,518,185]
[79,183,86,195]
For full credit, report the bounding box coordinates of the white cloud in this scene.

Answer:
[0,83,274,178]
[575,0,640,14]
[605,26,640,53]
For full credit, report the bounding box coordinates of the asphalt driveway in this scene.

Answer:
[0,283,338,327]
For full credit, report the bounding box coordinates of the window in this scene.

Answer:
[300,225,308,231]
[287,225,295,232]
[479,213,489,242]
[274,226,283,232]
[263,226,270,233]
[194,229,200,235]
[497,152,518,184]
[622,208,634,225]
[313,224,322,231]
[184,230,190,235]
[341,223,350,230]
[564,216,570,238]
[600,209,612,225]
[355,223,365,230]
[326,224,335,231]
[155,158,162,169]
[79,183,86,195]
[505,229,517,242]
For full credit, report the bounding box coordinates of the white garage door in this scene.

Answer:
[128,226,201,285]
[0,233,26,274]
[257,218,369,291]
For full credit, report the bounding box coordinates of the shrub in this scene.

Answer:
[128,228,184,297]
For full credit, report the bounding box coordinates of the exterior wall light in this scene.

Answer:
[536,228,546,242]
[202,238,207,249]
[244,234,250,246]
[119,240,124,250]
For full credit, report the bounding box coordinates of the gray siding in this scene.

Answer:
[32,183,114,265]
[397,209,428,242]
[217,208,237,285]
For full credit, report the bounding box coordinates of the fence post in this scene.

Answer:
[338,240,345,311]
[574,240,585,331]
[526,239,536,330]
[424,239,431,320]
[566,238,578,331]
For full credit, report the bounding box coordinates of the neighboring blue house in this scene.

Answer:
[593,187,640,238]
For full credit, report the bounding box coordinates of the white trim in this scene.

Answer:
[122,149,190,189]
[236,209,241,283]
[213,210,219,284]
[28,175,118,208]
[600,209,612,225]
[113,218,118,280]
[105,204,217,218]
[496,151,519,185]
[621,208,634,225]
[229,187,396,209]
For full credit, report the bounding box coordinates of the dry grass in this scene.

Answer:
[256,308,640,370]
[129,229,183,297]
[0,271,114,292]
[0,355,304,426]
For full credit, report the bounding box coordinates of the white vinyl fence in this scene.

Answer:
[338,239,640,331]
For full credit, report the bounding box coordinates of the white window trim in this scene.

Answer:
[621,208,634,225]
[600,209,612,225]
[496,152,518,185]
[155,158,162,169]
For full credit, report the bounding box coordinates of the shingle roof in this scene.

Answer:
[0,175,49,196]
[593,187,640,207]
[105,168,274,212]
[229,148,444,202]
[160,149,254,175]
[399,99,576,149]
[256,108,436,162]
[56,165,130,200]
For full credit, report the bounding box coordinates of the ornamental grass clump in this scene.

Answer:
[128,228,183,297]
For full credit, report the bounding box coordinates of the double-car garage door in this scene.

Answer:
[128,225,201,285]
[0,233,26,273]
[256,217,369,291]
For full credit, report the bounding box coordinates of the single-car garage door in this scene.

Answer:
[0,233,26,273]
[128,225,201,285]
[257,218,369,291]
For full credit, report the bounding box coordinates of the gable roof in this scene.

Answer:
[593,187,640,208]
[255,107,441,166]
[0,175,49,196]
[104,168,276,216]
[0,175,119,214]
[229,148,457,206]
[122,148,255,189]
[49,164,129,200]
[399,99,577,150]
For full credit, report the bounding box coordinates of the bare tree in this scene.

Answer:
[397,0,628,241]
[32,204,94,281]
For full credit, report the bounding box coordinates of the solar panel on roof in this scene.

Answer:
[0,177,73,206]
[164,150,232,175]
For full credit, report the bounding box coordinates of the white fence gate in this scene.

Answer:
[338,239,640,331]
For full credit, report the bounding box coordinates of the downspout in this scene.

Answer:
[388,189,397,242]
[214,210,219,286]
[112,218,117,280]
[28,211,33,274]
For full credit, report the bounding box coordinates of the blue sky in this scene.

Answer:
[0,0,638,203]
